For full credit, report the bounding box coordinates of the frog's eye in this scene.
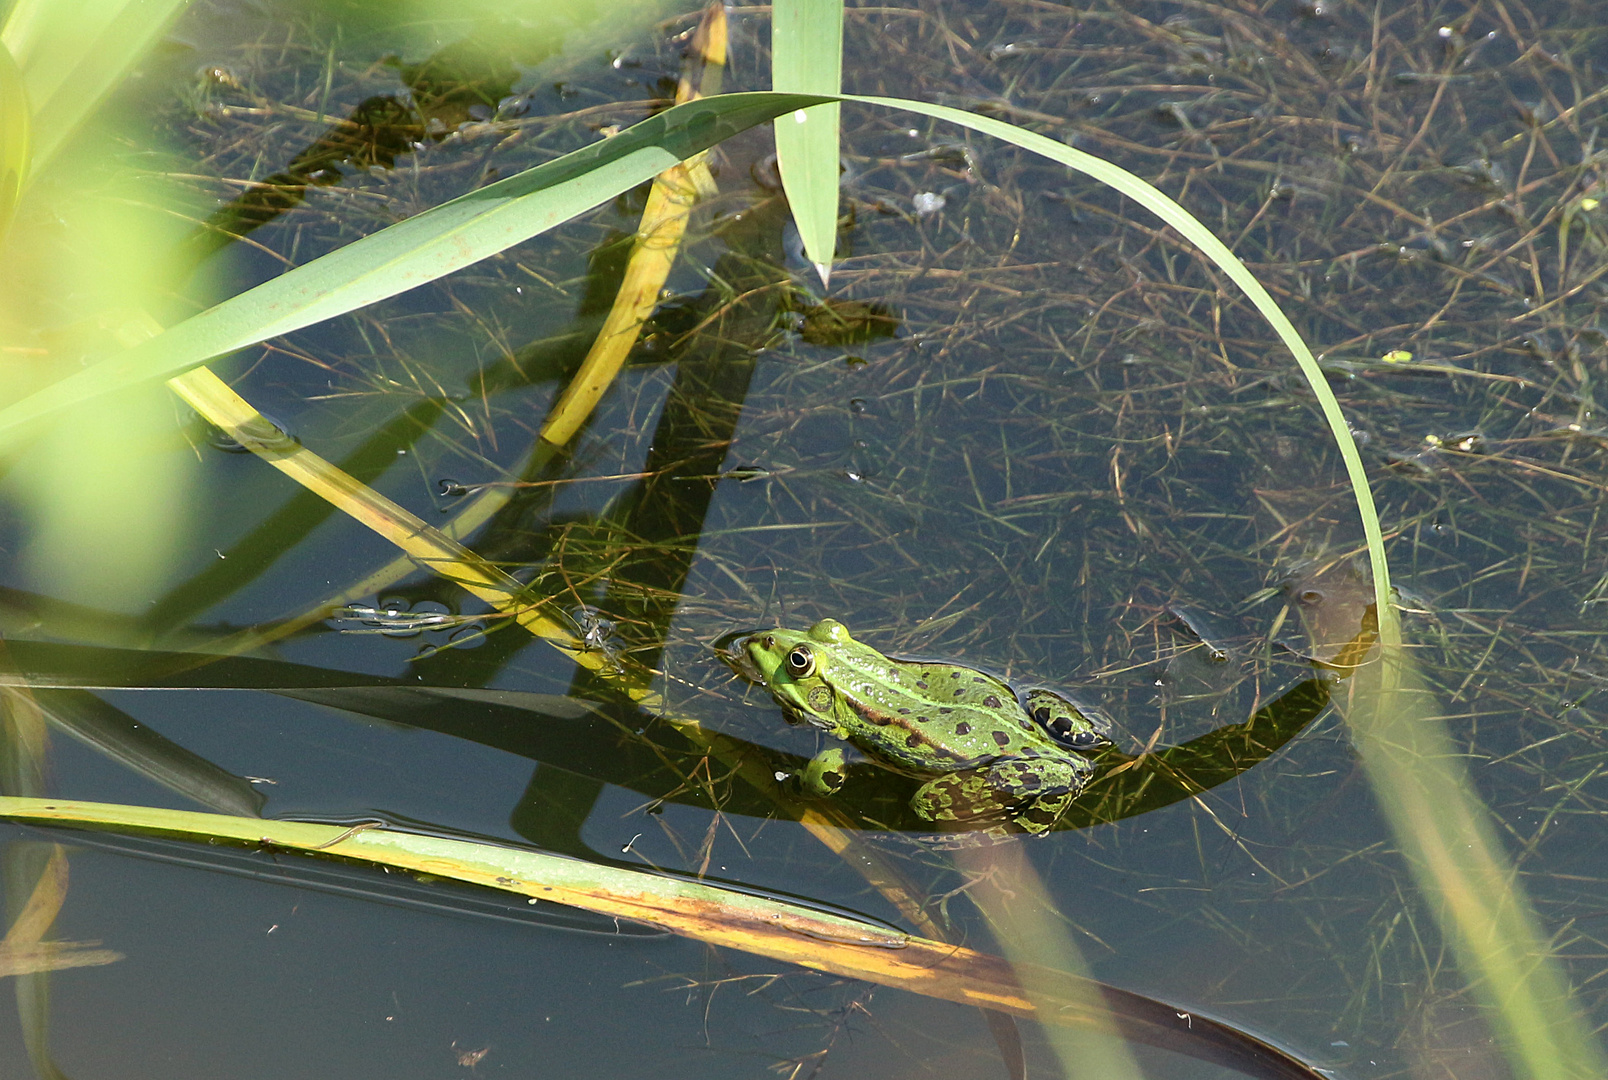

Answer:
[785,645,816,678]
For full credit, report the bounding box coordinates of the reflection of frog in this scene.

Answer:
[719,619,1110,836]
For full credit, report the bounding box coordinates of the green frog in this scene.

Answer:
[718,618,1111,836]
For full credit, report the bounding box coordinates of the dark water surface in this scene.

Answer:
[4,0,1608,1076]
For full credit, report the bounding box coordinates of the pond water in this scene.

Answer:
[2,0,1607,1077]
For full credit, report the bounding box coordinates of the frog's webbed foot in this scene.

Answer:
[911,757,1092,836]
[799,747,850,796]
[1021,688,1112,751]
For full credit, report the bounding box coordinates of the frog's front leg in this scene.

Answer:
[911,757,1092,835]
[800,747,850,796]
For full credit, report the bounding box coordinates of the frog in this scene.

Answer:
[718,618,1111,836]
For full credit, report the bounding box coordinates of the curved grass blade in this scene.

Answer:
[0,796,1331,1080]
[771,0,842,285]
[0,55,1575,1069]
[0,88,1393,642]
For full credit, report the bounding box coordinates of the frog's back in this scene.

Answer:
[828,652,1066,764]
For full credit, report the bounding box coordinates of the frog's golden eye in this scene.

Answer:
[785,645,815,678]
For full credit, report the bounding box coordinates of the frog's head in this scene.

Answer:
[715,619,853,727]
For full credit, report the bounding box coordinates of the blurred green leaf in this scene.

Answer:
[1,0,193,175]
[771,0,842,284]
[0,92,810,444]
[0,41,27,242]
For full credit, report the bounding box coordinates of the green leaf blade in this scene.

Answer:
[0,94,822,445]
[0,40,28,241]
[771,0,843,285]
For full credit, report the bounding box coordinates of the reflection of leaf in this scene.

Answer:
[0,797,1331,1080]
[0,638,429,690]
[1064,677,1333,829]
[30,690,264,817]
[0,843,122,978]
[572,199,790,683]
[144,400,448,636]
[48,826,664,937]
[181,95,427,265]
[0,942,122,977]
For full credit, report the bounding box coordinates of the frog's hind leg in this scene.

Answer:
[912,757,1091,837]
[1022,688,1113,750]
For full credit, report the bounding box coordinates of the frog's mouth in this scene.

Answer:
[712,628,767,683]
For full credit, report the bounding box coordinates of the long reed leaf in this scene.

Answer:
[0,795,1330,1079]
[771,0,842,284]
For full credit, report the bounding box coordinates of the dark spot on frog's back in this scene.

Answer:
[982,694,1002,708]
[1033,706,1051,723]
[906,734,923,748]
[955,721,972,736]
[992,730,1011,747]
[916,681,929,690]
